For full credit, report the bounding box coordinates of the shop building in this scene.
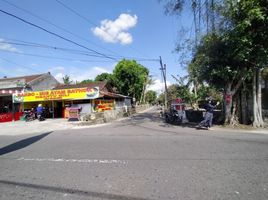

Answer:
[12,81,132,121]
[0,72,59,122]
[52,82,132,118]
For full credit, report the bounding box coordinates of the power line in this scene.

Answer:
[0,38,159,62]
[1,0,123,58]
[1,1,159,63]
[0,49,115,63]
[55,0,151,58]
[55,0,98,27]
[0,8,118,61]
[0,40,111,58]
[0,57,42,73]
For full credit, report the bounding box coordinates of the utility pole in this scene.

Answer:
[159,56,168,109]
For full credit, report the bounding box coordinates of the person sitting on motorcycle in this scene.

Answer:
[37,104,44,120]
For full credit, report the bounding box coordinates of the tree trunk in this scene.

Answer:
[224,83,233,124]
[140,82,146,104]
[241,87,248,124]
[194,79,197,103]
[253,68,264,128]
[240,82,249,124]
[230,97,238,127]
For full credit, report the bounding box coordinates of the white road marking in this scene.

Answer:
[17,157,127,164]
[72,123,111,129]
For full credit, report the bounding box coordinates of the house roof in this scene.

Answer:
[100,91,132,99]
[53,81,109,92]
[0,73,45,83]
[53,82,129,99]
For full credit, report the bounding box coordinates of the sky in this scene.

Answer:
[0,0,194,93]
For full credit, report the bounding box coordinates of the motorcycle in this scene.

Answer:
[24,110,36,122]
[165,109,183,125]
[37,112,45,121]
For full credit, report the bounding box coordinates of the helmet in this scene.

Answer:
[38,104,42,107]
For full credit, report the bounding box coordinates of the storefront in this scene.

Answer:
[0,91,23,122]
[0,72,59,123]
[13,86,100,119]
[11,83,130,120]
[1,73,131,122]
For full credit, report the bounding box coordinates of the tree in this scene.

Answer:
[95,73,115,88]
[140,76,155,104]
[62,75,72,84]
[226,0,268,127]
[166,84,194,104]
[157,93,165,105]
[113,59,149,102]
[145,90,157,104]
[263,67,268,88]
[80,79,94,84]
[189,32,249,124]
[95,73,112,82]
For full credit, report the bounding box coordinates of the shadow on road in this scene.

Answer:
[0,132,52,156]
[0,180,152,200]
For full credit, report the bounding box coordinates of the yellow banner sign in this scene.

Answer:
[13,87,99,102]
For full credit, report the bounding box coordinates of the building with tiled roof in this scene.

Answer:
[1,73,132,123]
[0,72,59,122]
[0,72,59,94]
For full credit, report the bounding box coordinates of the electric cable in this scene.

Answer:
[1,0,122,58]
[0,8,118,61]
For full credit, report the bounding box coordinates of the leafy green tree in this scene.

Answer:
[80,79,94,84]
[166,84,194,105]
[226,0,268,127]
[140,76,155,104]
[189,32,249,123]
[95,73,112,82]
[145,90,157,104]
[95,73,116,88]
[62,75,73,84]
[157,93,165,105]
[113,59,149,101]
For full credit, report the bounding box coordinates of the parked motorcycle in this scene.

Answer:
[24,110,36,122]
[165,109,182,125]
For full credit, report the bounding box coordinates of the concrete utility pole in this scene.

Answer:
[159,56,168,109]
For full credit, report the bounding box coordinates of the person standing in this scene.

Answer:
[197,98,219,129]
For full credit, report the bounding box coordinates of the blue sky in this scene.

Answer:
[0,0,194,93]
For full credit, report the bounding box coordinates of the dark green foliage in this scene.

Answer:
[145,90,157,104]
[62,75,73,84]
[95,73,115,87]
[113,59,149,101]
[80,79,94,84]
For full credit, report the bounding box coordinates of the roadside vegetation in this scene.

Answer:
[159,0,268,127]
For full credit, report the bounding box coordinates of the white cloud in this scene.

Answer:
[92,13,138,45]
[147,79,171,95]
[49,66,113,83]
[0,38,19,52]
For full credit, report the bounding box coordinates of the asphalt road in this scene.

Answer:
[0,108,268,200]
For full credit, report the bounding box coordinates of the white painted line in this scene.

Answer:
[17,157,127,164]
[72,123,111,129]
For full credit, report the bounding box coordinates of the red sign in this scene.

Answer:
[67,108,80,120]
[0,113,12,123]
[226,94,232,105]
[0,112,23,123]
